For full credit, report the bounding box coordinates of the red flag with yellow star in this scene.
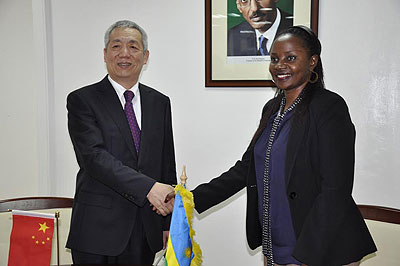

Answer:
[8,210,55,266]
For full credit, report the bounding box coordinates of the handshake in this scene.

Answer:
[146,182,176,216]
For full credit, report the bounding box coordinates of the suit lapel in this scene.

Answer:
[138,83,154,165]
[96,77,138,160]
[277,9,294,32]
[243,23,258,55]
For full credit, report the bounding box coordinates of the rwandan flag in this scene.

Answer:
[165,184,202,266]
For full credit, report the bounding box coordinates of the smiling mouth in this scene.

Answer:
[276,73,292,80]
[118,62,132,67]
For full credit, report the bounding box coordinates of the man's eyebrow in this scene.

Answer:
[111,39,139,44]
[111,39,140,44]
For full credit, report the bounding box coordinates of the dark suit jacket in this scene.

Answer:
[66,76,177,256]
[193,88,376,266]
[227,9,293,56]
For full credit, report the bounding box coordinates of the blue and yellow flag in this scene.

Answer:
[165,184,202,266]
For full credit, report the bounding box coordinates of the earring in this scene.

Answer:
[309,70,318,84]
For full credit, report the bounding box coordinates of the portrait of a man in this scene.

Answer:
[227,0,293,56]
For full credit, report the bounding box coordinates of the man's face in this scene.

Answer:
[236,0,279,33]
[104,27,149,88]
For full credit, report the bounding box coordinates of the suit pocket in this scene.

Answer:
[76,190,113,209]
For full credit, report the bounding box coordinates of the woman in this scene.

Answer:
[192,26,376,266]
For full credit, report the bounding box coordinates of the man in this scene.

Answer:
[66,20,177,265]
[228,0,293,56]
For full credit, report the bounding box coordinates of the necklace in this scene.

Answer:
[262,91,304,265]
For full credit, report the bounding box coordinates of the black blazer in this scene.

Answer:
[227,9,293,56]
[66,76,177,256]
[193,88,376,266]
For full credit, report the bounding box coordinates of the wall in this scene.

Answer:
[1,0,399,265]
[0,0,40,197]
[319,0,400,206]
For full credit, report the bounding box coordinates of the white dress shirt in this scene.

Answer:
[108,75,142,129]
[255,8,282,53]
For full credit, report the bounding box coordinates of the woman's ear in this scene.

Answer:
[309,55,319,71]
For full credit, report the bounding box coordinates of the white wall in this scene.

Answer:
[0,0,40,197]
[1,0,400,265]
[319,0,400,207]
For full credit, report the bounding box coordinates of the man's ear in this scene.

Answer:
[143,50,150,65]
[103,48,107,62]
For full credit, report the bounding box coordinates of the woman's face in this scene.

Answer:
[269,34,318,92]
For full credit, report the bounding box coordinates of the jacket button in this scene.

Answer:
[289,192,297,199]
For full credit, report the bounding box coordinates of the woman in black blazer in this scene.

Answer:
[192,26,376,266]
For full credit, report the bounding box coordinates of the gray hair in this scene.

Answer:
[104,20,148,52]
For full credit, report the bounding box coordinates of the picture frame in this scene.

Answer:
[205,0,320,87]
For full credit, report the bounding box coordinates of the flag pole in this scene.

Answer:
[55,211,60,266]
[180,165,187,186]
[162,165,188,265]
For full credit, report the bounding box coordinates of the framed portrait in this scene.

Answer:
[205,0,320,87]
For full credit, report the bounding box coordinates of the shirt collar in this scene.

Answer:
[255,8,281,51]
[107,75,140,102]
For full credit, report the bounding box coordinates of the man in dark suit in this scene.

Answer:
[66,20,177,265]
[228,0,293,56]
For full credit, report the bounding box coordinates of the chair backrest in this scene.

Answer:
[0,196,73,212]
[358,204,400,224]
[358,204,400,266]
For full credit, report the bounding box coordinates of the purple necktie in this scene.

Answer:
[124,90,141,153]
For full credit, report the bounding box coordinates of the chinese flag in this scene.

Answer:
[8,210,55,266]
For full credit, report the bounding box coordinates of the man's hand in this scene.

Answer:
[152,191,175,215]
[165,190,175,202]
[163,231,169,249]
[147,182,174,216]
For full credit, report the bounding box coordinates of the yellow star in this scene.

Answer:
[38,222,50,234]
[32,236,35,239]
[35,240,39,244]
[185,247,192,258]
[47,237,50,241]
